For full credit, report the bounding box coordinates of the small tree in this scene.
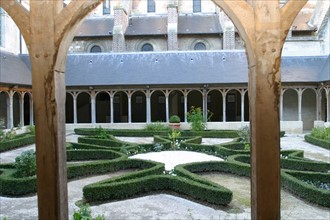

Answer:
[187,106,212,131]
[14,150,37,177]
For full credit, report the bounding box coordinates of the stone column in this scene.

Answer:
[222,91,226,122]
[297,88,303,121]
[19,93,24,126]
[241,90,245,122]
[29,95,34,125]
[165,91,169,122]
[90,91,96,124]
[128,92,132,123]
[316,90,321,121]
[326,89,330,122]
[110,93,114,124]
[7,91,14,129]
[167,2,178,50]
[184,92,188,122]
[203,89,208,121]
[280,90,284,121]
[73,93,78,124]
[146,90,151,123]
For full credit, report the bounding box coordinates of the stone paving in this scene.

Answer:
[0,131,329,219]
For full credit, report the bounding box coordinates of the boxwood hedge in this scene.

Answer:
[304,134,330,150]
[0,134,35,153]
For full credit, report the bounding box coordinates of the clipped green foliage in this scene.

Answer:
[0,134,35,153]
[169,115,180,123]
[145,122,170,131]
[73,203,105,220]
[310,127,330,141]
[305,134,330,150]
[14,150,36,177]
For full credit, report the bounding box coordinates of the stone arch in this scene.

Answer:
[65,93,74,123]
[187,89,203,111]
[207,89,222,121]
[113,91,128,123]
[12,92,20,127]
[23,92,31,125]
[151,90,166,122]
[96,91,110,123]
[302,88,317,130]
[77,92,91,123]
[283,88,298,121]
[131,91,146,122]
[0,91,7,128]
[226,89,241,122]
[169,90,184,122]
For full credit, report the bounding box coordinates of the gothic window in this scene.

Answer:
[141,43,153,51]
[90,45,102,53]
[103,0,110,15]
[193,0,201,13]
[194,42,206,50]
[147,0,156,13]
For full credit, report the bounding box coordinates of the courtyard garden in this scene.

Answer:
[0,124,329,219]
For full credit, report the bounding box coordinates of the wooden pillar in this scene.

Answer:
[212,0,307,219]
[0,1,103,219]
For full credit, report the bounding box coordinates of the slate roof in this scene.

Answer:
[178,14,222,34]
[126,16,167,35]
[0,49,32,85]
[3,49,329,87]
[75,17,114,37]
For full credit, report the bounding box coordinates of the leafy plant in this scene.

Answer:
[311,127,330,141]
[27,125,35,135]
[145,122,170,131]
[73,204,105,220]
[169,115,180,123]
[0,128,17,142]
[0,117,5,129]
[168,129,181,149]
[237,126,250,150]
[187,106,212,131]
[14,150,36,177]
[96,126,111,139]
[153,143,164,152]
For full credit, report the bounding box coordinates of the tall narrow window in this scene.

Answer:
[193,0,201,13]
[147,0,156,13]
[103,0,110,15]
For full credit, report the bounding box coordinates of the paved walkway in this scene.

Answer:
[0,132,329,219]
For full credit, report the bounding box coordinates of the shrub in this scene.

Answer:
[168,129,181,149]
[310,127,330,141]
[73,203,105,220]
[187,106,208,131]
[305,134,330,150]
[0,134,35,152]
[27,125,35,135]
[169,115,180,123]
[95,126,111,139]
[14,150,37,177]
[237,126,250,150]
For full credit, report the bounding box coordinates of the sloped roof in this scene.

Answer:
[178,14,222,34]
[75,17,114,37]
[126,16,167,35]
[6,50,330,87]
[0,49,31,85]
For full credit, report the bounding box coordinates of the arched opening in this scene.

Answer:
[169,90,184,122]
[90,45,102,53]
[194,42,206,50]
[141,43,153,51]
[114,91,128,123]
[77,92,91,123]
[226,89,241,122]
[0,92,7,128]
[23,93,31,125]
[283,89,298,121]
[302,88,316,130]
[132,91,146,122]
[151,91,166,122]
[96,92,110,123]
[320,89,327,122]
[244,92,250,121]
[187,90,203,111]
[13,92,20,127]
[207,90,222,121]
[65,93,74,123]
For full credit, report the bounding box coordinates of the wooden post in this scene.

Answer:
[212,0,307,219]
[0,0,103,219]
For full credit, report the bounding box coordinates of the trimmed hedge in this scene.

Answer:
[304,134,330,150]
[83,174,232,206]
[282,170,330,207]
[74,128,239,138]
[0,134,35,152]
